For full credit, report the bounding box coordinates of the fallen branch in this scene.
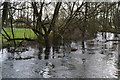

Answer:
[106,39,120,42]
[7,38,36,42]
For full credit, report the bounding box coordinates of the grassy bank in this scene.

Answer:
[1,28,37,43]
[2,28,36,39]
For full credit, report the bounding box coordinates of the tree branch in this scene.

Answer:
[48,2,62,34]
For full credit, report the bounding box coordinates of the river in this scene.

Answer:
[0,32,119,78]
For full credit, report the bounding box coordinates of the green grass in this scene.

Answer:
[1,28,37,42]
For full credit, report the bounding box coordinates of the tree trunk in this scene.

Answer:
[44,34,50,52]
[44,33,51,59]
[82,31,85,50]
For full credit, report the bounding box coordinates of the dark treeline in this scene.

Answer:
[1,1,120,50]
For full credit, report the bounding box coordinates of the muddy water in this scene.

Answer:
[0,32,119,78]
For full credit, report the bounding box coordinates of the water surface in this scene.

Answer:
[0,32,119,78]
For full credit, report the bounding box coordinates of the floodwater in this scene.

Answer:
[0,32,119,78]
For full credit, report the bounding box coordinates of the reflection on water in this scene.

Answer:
[0,32,119,78]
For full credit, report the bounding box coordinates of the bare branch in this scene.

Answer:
[48,2,62,33]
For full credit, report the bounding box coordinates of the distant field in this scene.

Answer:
[1,28,37,42]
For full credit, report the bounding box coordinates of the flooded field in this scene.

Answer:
[0,32,120,78]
